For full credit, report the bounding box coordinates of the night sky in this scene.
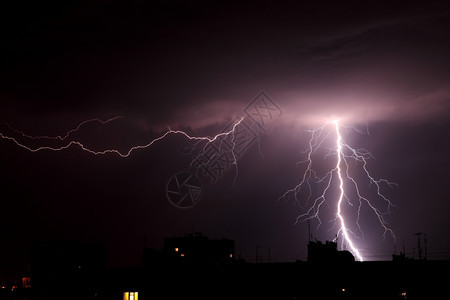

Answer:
[1,0,450,281]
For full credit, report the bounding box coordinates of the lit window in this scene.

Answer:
[22,277,31,288]
[180,253,185,257]
[123,292,138,300]
[229,253,233,258]
[175,248,179,252]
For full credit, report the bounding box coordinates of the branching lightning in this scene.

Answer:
[0,116,244,160]
[280,120,396,261]
[4,116,124,141]
[1,115,254,210]
[1,114,396,260]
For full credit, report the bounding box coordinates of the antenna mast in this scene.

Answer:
[414,232,422,260]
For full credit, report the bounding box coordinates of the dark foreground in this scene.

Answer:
[141,260,448,299]
[5,260,446,300]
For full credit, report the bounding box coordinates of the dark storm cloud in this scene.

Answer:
[145,0,450,127]
[1,0,449,130]
[276,7,450,124]
[128,0,450,130]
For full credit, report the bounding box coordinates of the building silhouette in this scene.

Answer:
[307,239,355,263]
[15,235,449,300]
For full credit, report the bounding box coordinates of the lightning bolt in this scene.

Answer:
[0,116,244,159]
[334,120,364,261]
[4,116,124,141]
[2,114,394,259]
[280,120,396,261]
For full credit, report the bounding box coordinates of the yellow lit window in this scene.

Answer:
[123,292,138,300]
[175,248,179,252]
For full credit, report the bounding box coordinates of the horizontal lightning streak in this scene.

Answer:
[5,116,124,141]
[0,117,245,158]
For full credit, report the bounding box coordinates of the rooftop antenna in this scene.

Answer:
[414,232,423,260]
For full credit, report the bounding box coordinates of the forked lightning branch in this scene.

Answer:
[0,92,283,208]
[280,120,396,261]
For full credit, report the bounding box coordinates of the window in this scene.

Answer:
[22,277,31,288]
[123,292,138,300]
